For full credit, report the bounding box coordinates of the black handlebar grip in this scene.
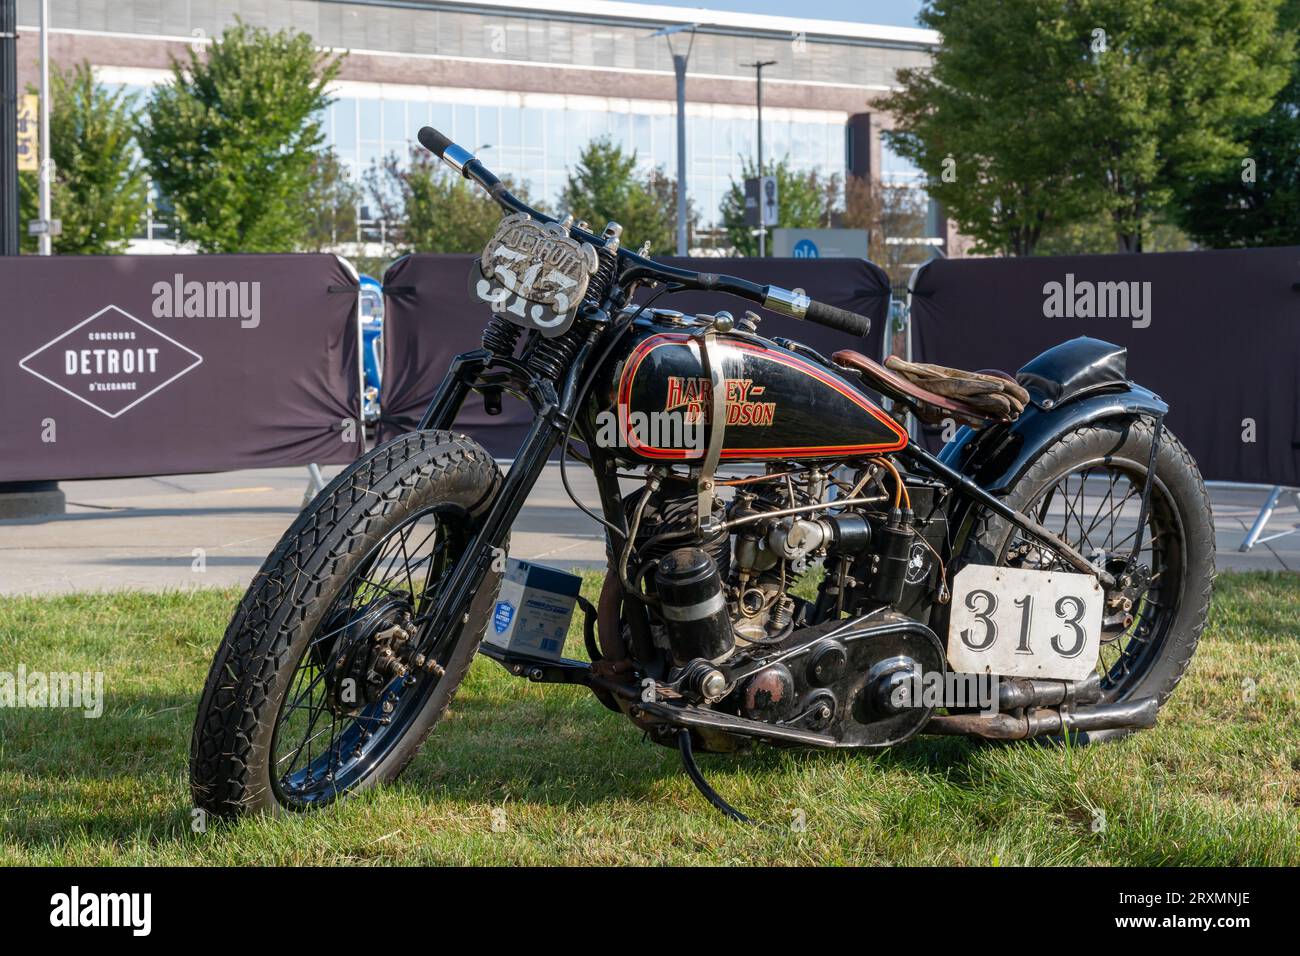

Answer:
[805,299,872,338]
[417,126,453,159]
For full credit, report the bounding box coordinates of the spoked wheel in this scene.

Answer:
[190,431,503,817]
[270,506,466,810]
[964,418,1214,722]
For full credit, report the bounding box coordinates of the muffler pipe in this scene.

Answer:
[995,673,1102,711]
[1064,696,1158,734]
[925,696,1158,740]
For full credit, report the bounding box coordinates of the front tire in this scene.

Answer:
[190,431,502,817]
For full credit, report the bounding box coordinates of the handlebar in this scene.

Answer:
[417,126,872,339]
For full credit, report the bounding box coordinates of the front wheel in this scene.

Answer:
[961,417,1214,730]
[190,431,502,817]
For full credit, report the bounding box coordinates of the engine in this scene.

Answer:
[612,462,951,748]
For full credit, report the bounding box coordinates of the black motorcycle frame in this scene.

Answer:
[401,130,1167,713]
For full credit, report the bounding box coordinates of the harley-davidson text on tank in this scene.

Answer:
[468,213,600,338]
[664,376,777,426]
[615,333,908,461]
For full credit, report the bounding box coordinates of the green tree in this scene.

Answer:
[880,2,1093,256]
[840,175,930,283]
[1035,211,1195,256]
[1175,0,1300,248]
[559,137,680,254]
[139,20,341,252]
[882,0,1290,254]
[302,149,361,251]
[719,158,840,257]
[365,150,521,255]
[18,62,148,254]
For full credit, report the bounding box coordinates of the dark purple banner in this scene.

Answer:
[1,254,362,482]
[908,248,1300,486]
[379,254,891,456]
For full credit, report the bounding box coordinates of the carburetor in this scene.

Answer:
[728,492,873,644]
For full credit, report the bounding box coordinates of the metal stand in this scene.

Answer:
[301,256,366,512]
[301,463,327,508]
[1238,485,1300,552]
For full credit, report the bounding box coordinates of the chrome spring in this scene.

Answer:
[525,328,585,381]
[481,314,521,356]
[584,245,618,308]
[525,242,617,381]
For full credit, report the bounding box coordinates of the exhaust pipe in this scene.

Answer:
[942,673,1102,712]
[995,672,1102,710]
[925,696,1158,740]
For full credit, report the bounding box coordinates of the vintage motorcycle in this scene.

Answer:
[190,127,1214,821]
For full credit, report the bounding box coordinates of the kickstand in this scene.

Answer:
[677,729,755,824]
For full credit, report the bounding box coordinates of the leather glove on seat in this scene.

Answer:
[883,355,1030,422]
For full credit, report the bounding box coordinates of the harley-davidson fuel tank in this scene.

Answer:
[592,322,909,463]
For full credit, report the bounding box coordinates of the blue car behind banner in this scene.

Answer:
[360,274,383,422]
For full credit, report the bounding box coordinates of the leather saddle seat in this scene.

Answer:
[831,350,1026,427]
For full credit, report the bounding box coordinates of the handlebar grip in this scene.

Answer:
[417,126,452,159]
[804,299,872,338]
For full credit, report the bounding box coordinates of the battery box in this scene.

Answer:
[483,559,582,660]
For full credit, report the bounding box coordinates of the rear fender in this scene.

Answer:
[939,384,1168,496]
[939,336,1166,494]
[935,337,1167,553]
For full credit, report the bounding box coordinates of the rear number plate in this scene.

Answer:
[946,564,1103,682]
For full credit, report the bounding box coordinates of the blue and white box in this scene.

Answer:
[484,559,582,660]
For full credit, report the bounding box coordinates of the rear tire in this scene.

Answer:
[190,430,502,817]
[961,417,1214,737]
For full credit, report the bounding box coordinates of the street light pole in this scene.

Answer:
[744,59,776,258]
[672,51,688,256]
[0,0,18,255]
[37,0,50,255]
[648,23,696,257]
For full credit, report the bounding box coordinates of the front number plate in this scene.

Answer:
[946,564,1103,682]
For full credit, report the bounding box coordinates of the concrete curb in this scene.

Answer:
[0,481,67,519]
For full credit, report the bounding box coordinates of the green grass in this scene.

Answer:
[0,572,1296,865]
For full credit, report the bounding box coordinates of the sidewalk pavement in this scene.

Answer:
[0,465,1295,597]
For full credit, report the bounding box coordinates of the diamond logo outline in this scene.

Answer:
[18,304,204,419]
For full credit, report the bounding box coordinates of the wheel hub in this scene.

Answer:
[318,594,419,715]
[1101,558,1151,640]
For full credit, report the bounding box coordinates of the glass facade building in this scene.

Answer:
[324,89,853,225]
[20,0,937,242]
[23,0,931,87]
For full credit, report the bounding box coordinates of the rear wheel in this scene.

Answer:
[962,418,1214,728]
[190,431,502,816]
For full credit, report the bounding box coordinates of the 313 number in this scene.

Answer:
[959,588,1089,658]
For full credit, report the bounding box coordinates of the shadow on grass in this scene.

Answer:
[0,677,1002,850]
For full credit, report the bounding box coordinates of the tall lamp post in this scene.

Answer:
[648,23,696,256]
[36,0,49,255]
[0,0,63,517]
[743,59,776,257]
[1,0,18,256]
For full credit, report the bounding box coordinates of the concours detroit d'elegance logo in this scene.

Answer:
[18,304,204,419]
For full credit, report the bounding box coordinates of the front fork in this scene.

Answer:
[410,351,561,663]
[410,336,619,669]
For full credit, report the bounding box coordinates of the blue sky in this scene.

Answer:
[624,0,926,28]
